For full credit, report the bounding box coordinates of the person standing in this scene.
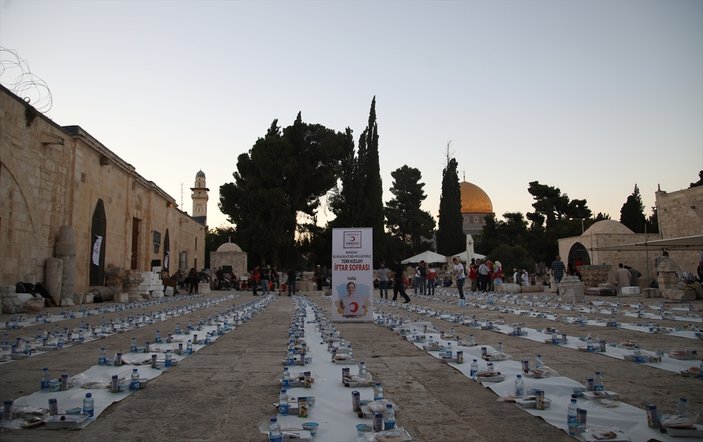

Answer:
[187,268,198,295]
[251,266,261,296]
[391,262,411,303]
[378,261,390,299]
[452,257,466,299]
[551,256,565,295]
[260,265,270,295]
[469,261,478,292]
[616,263,631,294]
[314,265,323,291]
[478,260,489,292]
[287,268,296,297]
[626,265,641,288]
[426,266,436,296]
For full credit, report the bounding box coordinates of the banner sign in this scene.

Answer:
[331,228,373,322]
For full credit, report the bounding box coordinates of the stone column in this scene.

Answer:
[54,226,76,306]
[44,257,63,306]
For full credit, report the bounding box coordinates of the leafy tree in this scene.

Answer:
[328,98,387,259]
[527,181,592,229]
[594,212,611,221]
[488,243,533,277]
[619,185,647,233]
[219,115,346,267]
[646,207,659,233]
[385,165,436,254]
[436,157,464,256]
[525,181,592,263]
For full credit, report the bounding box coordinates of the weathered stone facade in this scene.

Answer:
[0,85,205,298]
[655,185,703,273]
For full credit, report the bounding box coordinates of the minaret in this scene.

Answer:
[191,170,209,225]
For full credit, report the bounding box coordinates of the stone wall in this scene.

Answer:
[655,186,703,274]
[0,85,205,295]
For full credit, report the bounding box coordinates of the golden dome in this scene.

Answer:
[460,181,493,214]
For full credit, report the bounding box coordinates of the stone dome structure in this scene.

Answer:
[210,241,247,281]
[217,242,242,253]
[460,181,493,214]
[196,170,205,178]
[583,220,634,236]
[459,180,494,237]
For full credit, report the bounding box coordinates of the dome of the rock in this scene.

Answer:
[460,181,493,214]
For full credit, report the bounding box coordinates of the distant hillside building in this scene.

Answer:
[460,180,494,237]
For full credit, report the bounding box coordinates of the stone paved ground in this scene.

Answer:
[0,289,701,441]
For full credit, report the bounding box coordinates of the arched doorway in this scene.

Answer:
[89,199,107,285]
[567,242,591,267]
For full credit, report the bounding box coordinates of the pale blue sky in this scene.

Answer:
[2,0,702,229]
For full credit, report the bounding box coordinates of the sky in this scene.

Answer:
[2,0,702,230]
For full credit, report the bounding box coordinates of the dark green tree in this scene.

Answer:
[646,207,659,233]
[619,184,647,233]
[436,157,464,256]
[219,115,346,267]
[328,128,361,227]
[594,212,611,221]
[525,181,592,263]
[385,165,436,254]
[357,97,386,257]
[527,181,592,229]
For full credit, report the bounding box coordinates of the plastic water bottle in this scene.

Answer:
[282,367,290,388]
[98,347,107,366]
[677,397,688,417]
[268,415,282,442]
[40,368,50,391]
[468,335,476,346]
[359,361,367,377]
[82,392,94,417]
[567,397,578,435]
[470,359,479,380]
[278,389,289,416]
[535,354,544,368]
[593,371,604,392]
[186,340,193,355]
[155,330,162,343]
[130,337,137,352]
[498,342,504,353]
[586,335,594,351]
[130,368,140,391]
[374,382,384,401]
[384,403,396,430]
[165,350,172,368]
[514,374,524,397]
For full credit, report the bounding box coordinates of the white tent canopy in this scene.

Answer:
[454,250,486,262]
[401,250,447,264]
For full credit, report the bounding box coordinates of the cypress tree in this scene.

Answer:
[436,157,464,256]
[357,97,386,255]
[620,184,647,233]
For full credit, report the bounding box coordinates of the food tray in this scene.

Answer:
[44,414,90,429]
[582,391,619,401]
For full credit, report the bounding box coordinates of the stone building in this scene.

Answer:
[558,185,703,287]
[460,180,494,237]
[0,85,206,302]
[209,241,248,280]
